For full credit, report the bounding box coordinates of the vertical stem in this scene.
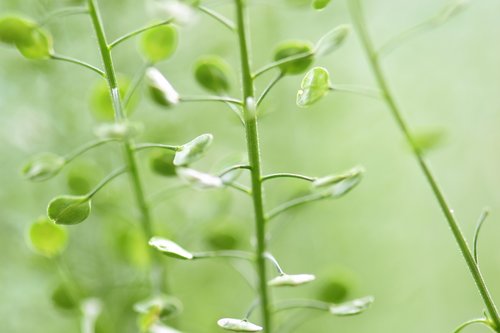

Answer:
[87,0,164,292]
[235,0,272,332]
[348,0,500,329]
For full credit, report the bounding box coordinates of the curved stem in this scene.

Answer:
[264,252,284,275]
[193,250,254,261]
[348,0,500,329]
[123,61,150,110]
[50,54,106,78]
[252,51,314,79]
[134,143,180,152]
[227,182,253,195]
[453,318,492,333]
[377,19,435,57]
[85,166,127,199]
[108,19,174,50]
[473,209,490,264]
[244,298,261,320]
[39,7,89,26]
[235,0,272,332]
[64,138,118,163]
[266,192,326,222]
[273,299,330,313]
[198,5,236,32]
[262,173,315,183]
[218,164,252,178]
[257,72,284,107]
[330,84,381,99]
[180,95,243,105]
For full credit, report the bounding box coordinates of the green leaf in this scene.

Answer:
[47,195,91,225]
[0,16,53,59]
[22,152,65,182]
[150,150,177,177]
[217,318,263,332]
[296,67,331,107]
[149,237,193,260]
[94,121,143,140]
[273,41,314,75]
[329,296,374,316]
[194,56,232,94]
[146,67,180,108]
[89,75,132,120]
[174,133,213,166]
[140,24,178,63]
[315,25,350,57]
[28,217,68,257]
[51,283,78,311]
[312,0,332,10]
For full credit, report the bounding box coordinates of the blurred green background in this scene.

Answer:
[1,0,500,332]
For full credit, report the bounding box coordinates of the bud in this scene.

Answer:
[273,41,314,75]
[146,68,180,107]
[296,67,331,107]
[217,318,263,332]
[194,56,232,94]
[174,133,213,166]
[22,152,65,182]
[47,195,91,225]
[315,25,350,57]
[329,296,374,316]
[268,274,316,287]
[149,237,193,260]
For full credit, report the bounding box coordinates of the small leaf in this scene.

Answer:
[146,67,180,108]
[22,152,65,182]
[150,150,177,177]
[140,24,178,63]
[315,25,350,57]
[47,195,91,225]
[51,283,78,311]
[329,296,374,316]
[0,16,53,59]
[312,0,332,10]
[194,56,232,94]
[174,133,213,166]
[94,121,143,140]
[177,168,224,189]
[268,274,316,287]
[149,237,193,260]
[217,318,263,332]
[273,41,314,75]
[296,67,331,107]
[28,217,68,257]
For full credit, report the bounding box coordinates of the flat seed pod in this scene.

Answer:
[47,195,91,225]
[22,152,65,182]
[329,296,374,316]
[312,0,332,10]
[315,25,350,57]
[176,168,224,189]
[0,16,53,59]
[273,41,314,75]
[296,67,331,107]
[150,150,177,177]
[146,67,180,108]
[140,24,178,63]
[174,134,213,166]
[194,56,232,94]
[149,237,193,260]
[217,318,263,332]
[28,217,68,257]
[268,274,316,287]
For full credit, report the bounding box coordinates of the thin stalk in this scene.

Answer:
[273,299,330,313]
[198,5,236,32]
[108,19,174,50]
[257,72,284,107]
[453,318,492,333]
[85,166,127,199]
[264,252,284,275]
[218,164,252,178]
[253,51,314,79]
[123,61,150,110]
[87,0,166,292]
[473,209,490,264]
[266,192,325,222]
[235,0,272,332]
[64,138,118,163]
[50,54,106,78]
[180,95,243,105]
[133,143,180,152]
[39,7,89,26]
[348,0,500,329]
[329,84,381,99]
[262,173,315,183]
[193,250,254,261]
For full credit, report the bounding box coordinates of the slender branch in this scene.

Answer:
[257,72,284,107]
[473,209,490,264]
[39,7,89,26]
[266,192,325,222]
[377,19,435,57]
[123,61,150,110]
[85,166,127,199]
[273,299,330,313]
[244,299,261,320]
[348,0,500,328]
[218,164,252,178]
[453,318,492,333]
[224,101,245,125]
[64,138,118,163]
[262,173,315,183]
[227,182,253,195]
[330,84,381,99]
[264,252,284,275]
[134,143,180,152]
[253,51,314,79]
[180,95,243,105]
[108,19,174,50]
[50,54,106,78]
[198,5,236,32]
[193,250,254,261]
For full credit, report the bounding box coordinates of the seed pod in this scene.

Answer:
[51,283,78,311]
[194,56,232,94]
[273,41,314,75]
[150,150,177,177]
[312,0,331,10]
[0,16,53,59]
[140,24,178,63]
[296,67,331,107]
[47,195,91,225]
[176,168,224,189]
[22,152,65,182]
[268,274,316,287]
[28,217,68,257]
[315,25,350,57]
[149,237,193,260]
[217,318,263,332]
[146,67,180,108]
[174,133,213,166]
[329,296,374,316]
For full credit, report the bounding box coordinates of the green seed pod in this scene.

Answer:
[194,56,232,94]
[146,67,180,108]
[0,16,53,59]
[315,25,350,57]
[28,217,68,257]
[140,24,178,63]
[51,283,78,311]
[273,41,314,75]
[22,152,65,182]
[94,121,143,140]
[205,222,242,250]
[149,237,193,260]
[217,318,263,332]
[150,150,177,177]
[268,274,316,287]
[47,195,91,225]
[174,133,213,166]
[296,67,331,107]
[329,296,374,316]
[317,273,353,303]
[312,0,332,10]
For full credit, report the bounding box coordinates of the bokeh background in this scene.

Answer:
[1,0,500,332]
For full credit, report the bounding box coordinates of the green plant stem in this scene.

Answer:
[257,73,284,107]
[123,61,151,110]
[108,19,174,50]
[85,166,127,199]
[198,5,236,32]
[273,299,330,313]
[64,138,118,163]
[262,173,315,183]
[348,0,500,329]
[252,51,314,79]
[473,209,490,264]
[133,143,180,152]
[180,95,243,105]
[50,54,106,78]
[193,250,254,261]
[329,84,381,99]
[87,0,166,293]
[39,7,89,26]
[218,164,252,178]
[377,18,436,57]
[235,0,272,332]
[264,252,284,275]
[266,192,326,222]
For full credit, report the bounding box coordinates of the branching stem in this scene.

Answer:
[108,19,174,50]
[50,54,106,78]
